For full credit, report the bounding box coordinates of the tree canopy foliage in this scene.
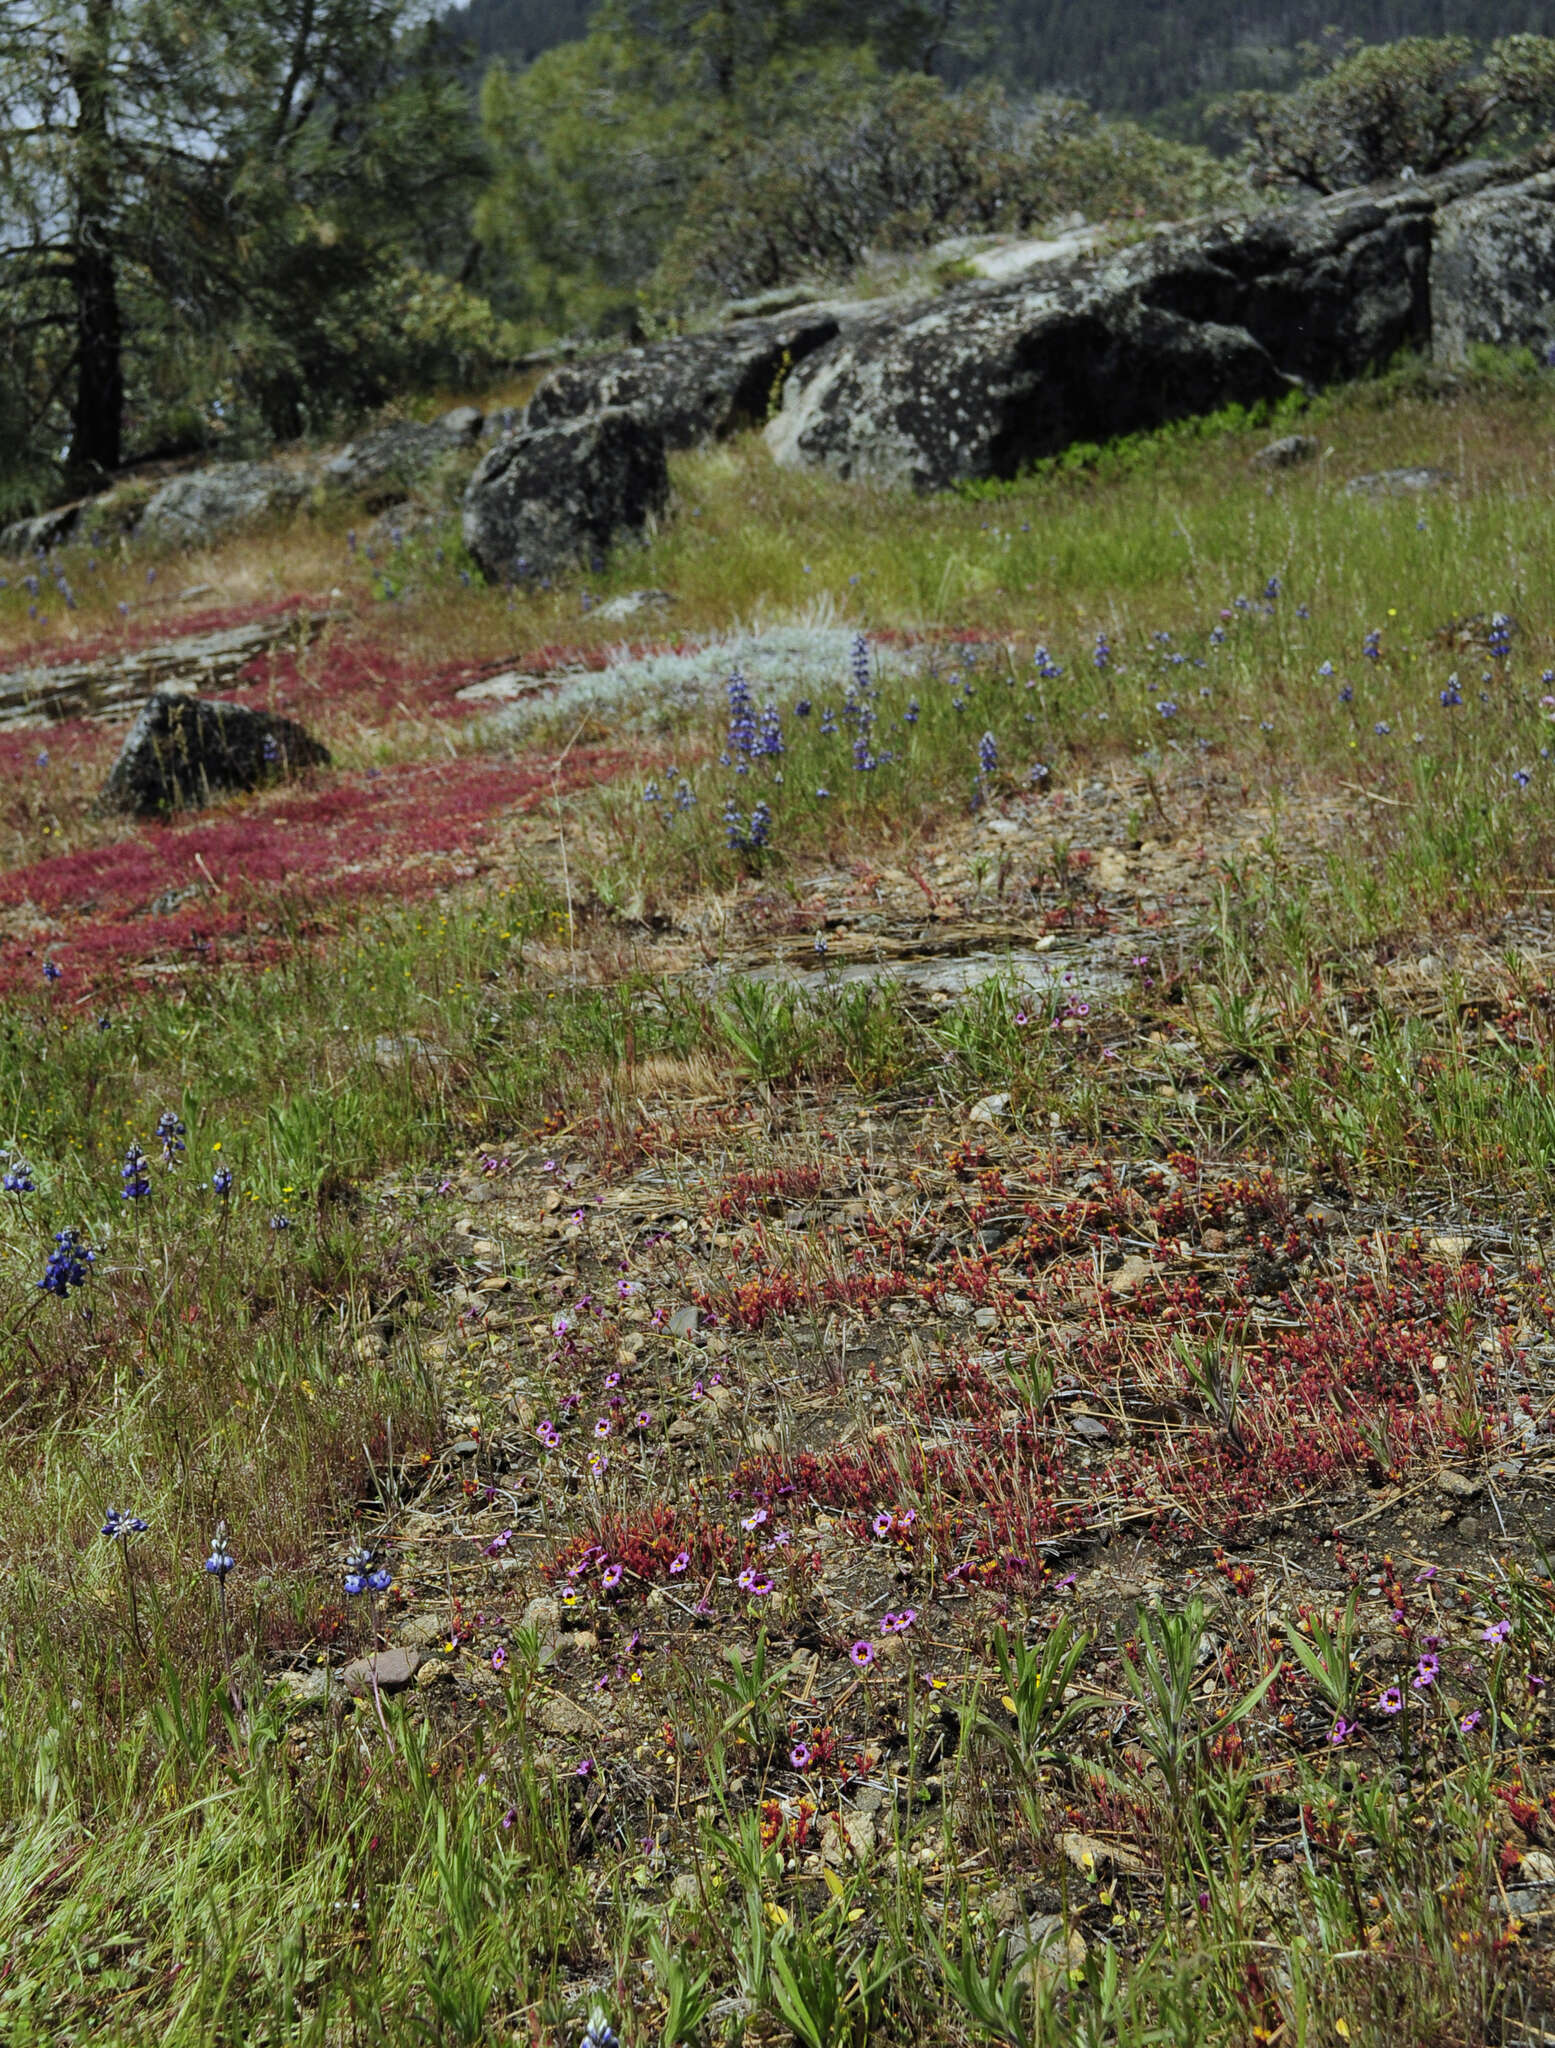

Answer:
[1213,33,1555,190]
[0,0,491,506]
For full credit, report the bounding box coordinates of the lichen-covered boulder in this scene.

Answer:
[766,158,1520,491]
[461,409,669,584]
[99,687,329,815]
[766,286,1290,490]
[523,313,841,449]
[138,463,309,546]
[322,406,485,508]
[1431,169,1555,364]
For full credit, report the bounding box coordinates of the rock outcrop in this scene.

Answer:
[522,311,847,449]
[766,293,1291,490]
[1431,168,1555,365]
[99,687,329,815]
[461,409,669,583]
[138,463,311,547]
[766,158,1543,489]
[323,406,485,508]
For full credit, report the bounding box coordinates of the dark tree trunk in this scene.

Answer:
[69,235,123,486]
[66,0,123,488]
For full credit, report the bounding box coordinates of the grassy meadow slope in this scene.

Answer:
[2,356,1555,2043]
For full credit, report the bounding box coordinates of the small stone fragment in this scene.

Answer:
[1107,1255,1153,1296]
[1436,1469,1483,1501]
[1426,1232,1476,1261]
[342,1647,422,1695]
[1252,434,1319,470]
[532,1691,598,1738]
[1059,1829,1148,1877]
[821,1808,877,1866]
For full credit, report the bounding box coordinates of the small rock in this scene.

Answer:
[969,1092,1011,1125]
[1107,1255,1153,1296]
[414,1657,455,1690]
[1521,1849,1555,1884]
[398,1611,454,1649]
[1059,1829,1148,1877]
[593,588,675,621]
[353,1332,388,1362]
[669,1305,700,1337]
[1459,1515,1482,1540]
[973,1307,999,1331]
[1344,467,1451,497]
[522,1595,562,1645]
[470,1237,500,1258]
[1427,1232,1476,1261]
[1006,1914,1087,1988]
[1252,433,1319,470]
[532,1692,598,1739]
[99,687,329,817]
[1436,1468,1483,1502]
[272,1668,330,1706]
[821,1809,876,1866]
[342,1647,422,1695]
[448,1438,481,1459]
[1068,1410,1111,1440]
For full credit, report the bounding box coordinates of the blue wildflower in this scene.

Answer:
[212,1165,233,1197]
[794,699,812,717]
[1157,701,1179,718]
[3,1159,35,1194]
[905,699,920,724]
[121,1144,152,1200]
[155,1111,186,1167]
[724,670,756,763]
[1515,768,1533,788]
[204,1524,235,1579]
[42,961,62,983]
[581,2009,619,2048]
[1440,675,1463,707]
[1093,632,1112,671]
[756,704,784,757]
[1363,629,1382,662]
[102,1507,149,1541]
[850,632,871,697]
[978,731,998,776]
[39,1228,92,1297]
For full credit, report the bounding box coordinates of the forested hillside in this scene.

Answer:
[442,0,1555,113]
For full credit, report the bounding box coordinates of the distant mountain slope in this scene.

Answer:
[440,0,1555,116]
[999,1,1555,116]
[440,0,590,64]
